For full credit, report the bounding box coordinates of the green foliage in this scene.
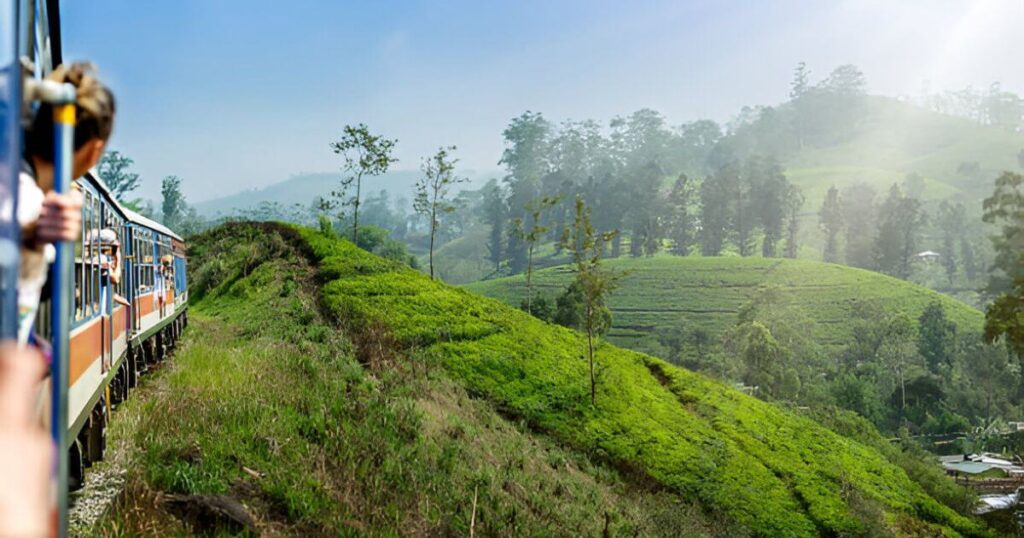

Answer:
[296,225,989,537]
[982,171,1024,357]
[160,175,186,227]
[329,123,399,242]
[918,301,957,375]
[97,149,141,200]
[467,255,984,357]
[415,145,467,279]
[112,222,724,536]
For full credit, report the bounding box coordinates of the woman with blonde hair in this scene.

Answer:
[18,63,116,345]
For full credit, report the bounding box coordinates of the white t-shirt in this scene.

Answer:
[17,171,55,346]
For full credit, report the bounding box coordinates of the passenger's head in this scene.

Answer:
[24,62,116,181]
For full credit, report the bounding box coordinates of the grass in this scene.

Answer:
[299,224,991,537]
[464,255,984,357]
[98,223,734,536]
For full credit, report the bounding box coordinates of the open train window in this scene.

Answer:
[81,190,93,318]
[91,195,100,315]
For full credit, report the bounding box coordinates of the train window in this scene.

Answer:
[91,196,100,314]
[74,196,84,321]
[82,191,93,317]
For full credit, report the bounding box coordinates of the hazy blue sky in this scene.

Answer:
[62,0,1024,203]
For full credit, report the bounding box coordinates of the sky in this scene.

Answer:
[61,0,1024,204]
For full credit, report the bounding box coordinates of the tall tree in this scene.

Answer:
[561,196,621,406]
[917,301,956,376]
[789,62,810,100]
[935,201,964,285]
[514,196,559,314]
[878,313,919,414]
[700,163,735,256]
[500,112,551,273]
[160,175,186,228]
[874,184,925,279]
[330,124,399,243]
[841,184,877,268]
[784,184,805,259]
[97,150,141,198]
[732,161,756,257]
[818,185,843,263]
[667,174,696,256]
[414,146,466,279]
[479,179,506,272]
[750,157,790,258]
[982,171,1024,358]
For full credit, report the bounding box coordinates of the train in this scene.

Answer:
[56,172,189,490]
[0,0,190,495]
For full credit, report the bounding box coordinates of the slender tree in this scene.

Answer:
[667,174,696,256]
[97,150,141,198]
[751,157,790,258]
[514,195,559,314]
[818,186,843,263]
[699,164,733,256]
[330,124,398,243]
[918,301,956,376]
[414,146,466,279]
[784,184,805,259]
[982,171,1024,357]
[874,184,925,279]
[479,179,507,272]
[160,175,186,228]
[500,112,551,273]
[935,201,963,285]
[561,196,621,406]
[841,184,877,268]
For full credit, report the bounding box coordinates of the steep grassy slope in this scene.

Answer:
[100,224,731,536]
[464,256,984,353]
[299,226,989,536]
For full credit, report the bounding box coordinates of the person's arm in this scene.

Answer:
[32,190,83,244]
[0,344,51,537]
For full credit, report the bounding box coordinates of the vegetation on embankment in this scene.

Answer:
[464,255,983,352]
[99,223,734,536]
[99,223,991,536]
[299,225,990,536]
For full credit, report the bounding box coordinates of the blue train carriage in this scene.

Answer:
[52,170,189,489]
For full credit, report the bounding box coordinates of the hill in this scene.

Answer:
[99,223,991,536]
[192,169,499,219]
[781,96,1024,206]
[464,255,984,353]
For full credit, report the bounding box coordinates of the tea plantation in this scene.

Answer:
[464,256,984,353]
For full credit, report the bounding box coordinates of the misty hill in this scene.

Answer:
[192,169,499,219]
[464,255,983,352]
[779,95,1024,205]
[111,223,987,535]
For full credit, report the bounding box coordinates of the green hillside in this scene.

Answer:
[464,255,984,352]
[297,225,986,536]
[104,224,725,536]
[783,96,1024,205]
[106,223,990,536]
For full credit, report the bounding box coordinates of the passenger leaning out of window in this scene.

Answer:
[19,63,115,346]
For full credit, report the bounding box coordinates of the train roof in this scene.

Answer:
[80,169,183,241]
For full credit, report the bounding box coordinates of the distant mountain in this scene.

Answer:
[193,169,501,218]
